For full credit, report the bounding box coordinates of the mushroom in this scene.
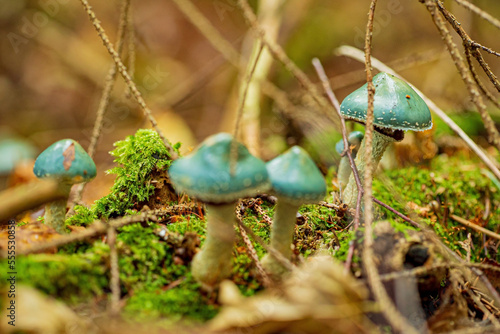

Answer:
[33,139,96,233]
[262,146,326,277]
[340,72,432,208]
[168,133,269,286]
[335,131,364,191]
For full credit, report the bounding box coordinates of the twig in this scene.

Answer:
[13,207,193,256]
[234,214,294,272]
[453,0,500,31]
[422,0,500,151]
[125,5,136,98]
[311,58,363,274]
[372,197,421,229]
[361,2,419,334]
[450,214,500,241]
[108,226,120,316]
[235,202,272,287]
[334,45,500,182]
[230,45,264,176]
[77,0,178,159]
[236,0,334,121]
[465,49,500,111]
[72,0,132,210]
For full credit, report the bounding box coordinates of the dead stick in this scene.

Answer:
[450,214,500,241]
[0,180,65,223]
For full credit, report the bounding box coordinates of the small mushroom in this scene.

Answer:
[262,146,326,277]
[335,131,364,191]
[33,139,96,233]
[168,133,269,286]
[340,72,432,208]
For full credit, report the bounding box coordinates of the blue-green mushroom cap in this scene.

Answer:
[335,131,365,155]
[33,139,97,184]
[168,133,270,204]
[266,146,326,205]
[0,138,36,174]
[340,72,432,139]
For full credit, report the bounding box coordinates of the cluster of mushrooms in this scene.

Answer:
[168,72,432,286]
[168,133,327,285]
[30,72,432,287]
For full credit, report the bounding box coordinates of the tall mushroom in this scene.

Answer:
[33,139,96,233]
[168,133,269,286]
[262,146,326,277]
[340,72,432,208]
[335,131,364,191]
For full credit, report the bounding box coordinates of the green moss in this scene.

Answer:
[124,275,217,323]
[0,250,109,304]
[373,154,500,262]
[67,129,179,223]
[66,205,96,226]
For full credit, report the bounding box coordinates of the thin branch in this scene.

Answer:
[230,45,264,175]
[465,49,500,111]
[236,202,272,287]
[77,0,178,159]
[236,0,334,121]
[335,45,500,182]
[373,197,421,229]
[311,58,364,274]
[361,2,419,333]
[450,214,500,241]
[234,213,294,272]
[422,0,500,151]
[453,0,500,31]
[72,0,132,210]
[12,206,195,256]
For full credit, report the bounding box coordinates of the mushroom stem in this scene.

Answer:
[338,156,352,190]
[343,131,395,208]
[44,183,72,234]
[262,200,299,276]
[191,203,237,286]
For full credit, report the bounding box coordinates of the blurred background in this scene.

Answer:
[1,0,500,203]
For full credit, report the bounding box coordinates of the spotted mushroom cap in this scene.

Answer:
[168,133,270,204]
[335,131,365,155]
[33,139,96,184]
[266,146,326,205]
[340,72,432,139]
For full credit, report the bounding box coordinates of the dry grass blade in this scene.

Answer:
[335,45,500,182]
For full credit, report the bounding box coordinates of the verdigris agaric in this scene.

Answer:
[340,72,432,208]
[168,133,269,287]
[335,131,364,191]
[33,139,96,233]
[262,146,326,277]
